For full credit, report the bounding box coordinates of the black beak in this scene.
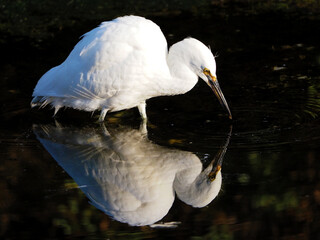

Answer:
[207,75,232,120]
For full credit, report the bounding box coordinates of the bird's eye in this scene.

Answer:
[203,68,210,75]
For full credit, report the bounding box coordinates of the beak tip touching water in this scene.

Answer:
[202,69,232,119]
[226,105,232,120]
[208,78,232,120]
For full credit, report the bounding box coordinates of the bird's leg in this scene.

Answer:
[138,102,147,120]
[98,108,108,122]
[139,120,148,136]
[100,122,111,137]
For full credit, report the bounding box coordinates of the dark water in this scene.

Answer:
[1,9,320,240]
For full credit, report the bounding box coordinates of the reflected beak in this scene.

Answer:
[207,138,227,181]
[206,74,232,119]
[208,126,232,182]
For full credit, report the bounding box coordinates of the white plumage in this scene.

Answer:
[32,15,231,121]
[33,124,228,226]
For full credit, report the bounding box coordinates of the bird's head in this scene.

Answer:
[169,38,232,119]
[192,39,232,120]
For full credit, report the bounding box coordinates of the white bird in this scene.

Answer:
[33,123,230,226]
[31,15,232,122]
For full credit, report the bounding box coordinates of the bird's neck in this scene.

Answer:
[157,55,198,96]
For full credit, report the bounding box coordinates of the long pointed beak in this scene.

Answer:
[207,75,232,120]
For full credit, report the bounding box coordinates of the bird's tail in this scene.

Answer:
[31,96,62,116]
[30,96,50,108]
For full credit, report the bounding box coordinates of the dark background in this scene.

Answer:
[1,1,320,239]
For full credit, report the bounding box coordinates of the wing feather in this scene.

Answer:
[33,16,169,101]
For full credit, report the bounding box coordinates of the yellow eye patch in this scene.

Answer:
[203,68,217,82]
[203,68,210,75]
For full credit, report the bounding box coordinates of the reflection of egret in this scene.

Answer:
[31,15,232,122]
[33,124,231,226]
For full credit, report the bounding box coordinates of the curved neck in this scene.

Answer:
[156,51,198,96]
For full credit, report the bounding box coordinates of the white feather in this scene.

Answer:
[32,15,226,121]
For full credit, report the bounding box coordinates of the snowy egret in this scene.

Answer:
[33,124,231,226]
[31,15,232,121]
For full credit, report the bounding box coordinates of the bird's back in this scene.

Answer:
[32,16,169,112]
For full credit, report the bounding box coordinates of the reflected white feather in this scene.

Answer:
[33,124,223,226]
